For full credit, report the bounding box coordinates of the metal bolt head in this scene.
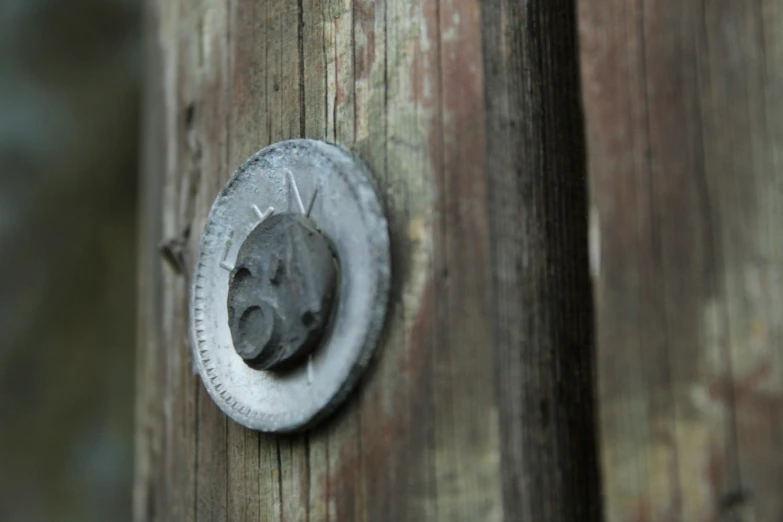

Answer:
[227,212,338,370]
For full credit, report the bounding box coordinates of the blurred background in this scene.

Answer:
[0,1,141,521]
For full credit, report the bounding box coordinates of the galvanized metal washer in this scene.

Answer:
[189,139,390,432]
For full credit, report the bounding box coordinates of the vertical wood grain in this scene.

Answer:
[484,1,602,520]
[136,0,599,520]
[580,1,783,520]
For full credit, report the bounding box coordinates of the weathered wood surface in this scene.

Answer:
[135,0,599,521]
[580,1,783,521]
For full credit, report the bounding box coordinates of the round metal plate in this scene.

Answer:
[190,139,390,432]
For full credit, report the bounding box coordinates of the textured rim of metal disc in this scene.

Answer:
[189,139,390,432]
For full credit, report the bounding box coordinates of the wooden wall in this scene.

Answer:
[136,0,783,521]
[581,1,783,520]
[135,0,598,521]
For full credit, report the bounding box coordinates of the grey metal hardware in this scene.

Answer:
[189,139,390,433]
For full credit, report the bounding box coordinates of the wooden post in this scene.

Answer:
[580,1,783,520]
[135,0,599,521]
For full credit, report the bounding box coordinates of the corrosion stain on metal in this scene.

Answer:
[189,139,391,433]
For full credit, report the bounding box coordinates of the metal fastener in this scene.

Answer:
[227,212,338,370]
[190,139,390,433]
